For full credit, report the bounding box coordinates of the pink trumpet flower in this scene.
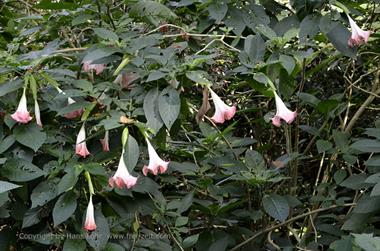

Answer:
[83,196,96,231]
[209,88,236,124]
[34,99,42,127]
[11,90,32,124]
[108,152,138,189]
[142,139,169,176]
[347,14,371,47]
[100,131,110,152]
[64,97,84,119]
[271,92,297,127]
[76,123,90,158]
[82,60,106,75]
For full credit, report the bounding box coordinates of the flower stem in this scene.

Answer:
[84,171,95,195]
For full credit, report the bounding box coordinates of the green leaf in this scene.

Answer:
[175,216,188,227]
[225,8,246,35]
[123,135,139,173]
[353,233,380,251]
[57,169,80,195]
[330,235,354,251]
[146,70,166,82]
[143,87,163,133]
[207,0,228,23]
[158,86,180,130]
[92,28,118,41]
[82,47,119,63]
[53,191,78,226]
[353,194,380,213]
[22,208,40,228]
[1,158,45,182]
[30,179,59,208]
[244,34,265,63]
[178,192,194,214]
[0,181,21,193]
[262,194,289,222]
[129,0,177,26]
[182,234,199,248]
[327,22,356,58]
[279,55,295,75]
[316,140,333,153]
[365,155,380,166]
[334,169,347,185]
[13,124,46,152]
[0,135,15,154]
[0,79,23,97]
[351,139,380,153]
[370,182,380,197]
[340,174,370,190]
[297,92,320,107]
[63,239,86,251]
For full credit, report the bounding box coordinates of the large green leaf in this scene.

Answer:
[158,86,180,130]
[123,135,139,173]
[351,139,380,153]
[1,158,45,182]
[143,87,164,133]
[92,28,118,41]
[0,181,21,193]
[207,1,228,23]
[30,179,59,208]
[53,191,78,226]
[13,123,46,152]
[262,194,289,222]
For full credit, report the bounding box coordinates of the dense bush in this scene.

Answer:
[0,0,380,250]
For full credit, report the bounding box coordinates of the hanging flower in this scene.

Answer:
[142,139,169,176]
[76,123,90,158]
[209,88,236,124]
[64,97,84,119]
[100,130,110,152]
[109,152,138,189]
[11,90,32,124]
[347,14,371,47]
[271,92,297,127]
[82,60,106,75]
[83,196,96,231]
[34,99,42,127]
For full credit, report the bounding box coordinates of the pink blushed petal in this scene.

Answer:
[159,162,169,174]
[109,154,138,190]
[224,105,236,120]
[283,111,297,124]
[271,116,282,127]
[83,197,97,231]
[76,143,90,158]
[11,111,32,124]
[211,112,226,124]
[143,166,149,176]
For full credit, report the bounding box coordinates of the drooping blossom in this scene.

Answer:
[82,60,106,75]
[271,92,297,127]
[100,130,110,152]
[83,196,96,231]
[34,99,42,127]
[11,90,32,124]
[109,151,138,189]
[64,97,84,119]
[209,88,236,124]
[142,139,169,176]
[347,14,371,47]
[76,123,90,158]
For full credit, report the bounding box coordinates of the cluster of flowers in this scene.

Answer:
[10,14,370,232]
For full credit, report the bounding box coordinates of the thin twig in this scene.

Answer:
[229,203,356,251]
